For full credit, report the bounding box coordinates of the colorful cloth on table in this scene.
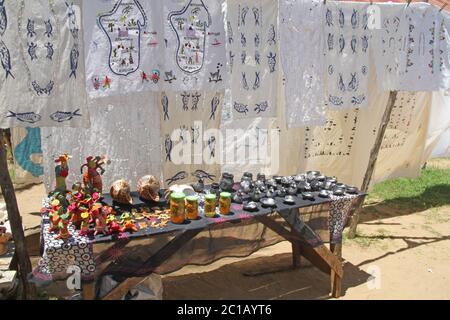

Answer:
[0,0,89,128]
[159,90,223,187]
[227,0,279,119]
[329,194,358,244]
[34,217,96,282]
[324,1,371,109]
[84,0,227,98]
[280,0,327,128]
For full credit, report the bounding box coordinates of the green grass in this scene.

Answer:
[367,167,450,210]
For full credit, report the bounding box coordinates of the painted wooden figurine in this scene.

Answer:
[79,211,91,237]
[80,156,109,194]
[106,214,122,235]
[90,203,107,236]
[49,200,62,233]
[55,213,71,240]
[54,154,71,192]
[120,212,138,233]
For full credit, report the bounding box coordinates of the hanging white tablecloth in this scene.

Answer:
[84,0,227,98]
[227,0,279,119]
[280,0,327,128]
[324,1,371,109]
[0,0,89,128]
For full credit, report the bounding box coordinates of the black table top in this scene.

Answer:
[90,190,365,244]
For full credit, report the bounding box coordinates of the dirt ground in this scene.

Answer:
[2,159,449,300]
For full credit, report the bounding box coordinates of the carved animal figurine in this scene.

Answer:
[80,156,109,193]
[54,154,71,192]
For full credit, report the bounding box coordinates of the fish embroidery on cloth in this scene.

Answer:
[6,111,41,124]
[50,109,82,123]
[0,0,7,36]
[210,95,220,120]
[69,47,79,78]
[192,169,215,181]
[0,40,14,78]
[166,171,188,185]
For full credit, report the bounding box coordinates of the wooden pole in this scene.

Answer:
[0,129,37,299]
[347,91,398,239]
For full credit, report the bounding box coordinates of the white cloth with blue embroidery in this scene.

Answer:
[324,1,371,109]
[41,92,162,193]
[227,0,279,119]
[373,3,448,91]
[84,0,227,98]
[280,0,327,128]
[0,0,89,128]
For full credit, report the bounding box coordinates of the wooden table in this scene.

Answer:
[78,192,365,300]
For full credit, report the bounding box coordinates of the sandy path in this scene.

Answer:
[163,205,450,300]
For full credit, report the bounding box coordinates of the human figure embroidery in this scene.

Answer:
[169,0,212,74]
[99,0,147,76]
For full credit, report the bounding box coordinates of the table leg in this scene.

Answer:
[291,241,302,269]
[82,281,96,300]
[330,243,343,298]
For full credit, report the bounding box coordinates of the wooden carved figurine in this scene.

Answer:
[79,211,91,237]
[54,154,71,192]
[80,156,109,194]
[55,213,71,240]
[49,200,62,233]
[90,204,107,236]
[120,212,138,233]
[106,214,122,235]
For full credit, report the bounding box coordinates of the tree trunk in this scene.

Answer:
[347,91,398,239]
[0,130,37,299]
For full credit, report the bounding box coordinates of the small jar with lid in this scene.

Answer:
[204,194,217,218]
[186,195,199,220]
[219,192,232,215]
[170,192,186,224]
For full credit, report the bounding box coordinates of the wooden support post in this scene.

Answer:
[291,241,302,269]
[0,130,37,299]
[348,91,398,239]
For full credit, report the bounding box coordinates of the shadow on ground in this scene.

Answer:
[360,184,450,224]
[163,253,371,300]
